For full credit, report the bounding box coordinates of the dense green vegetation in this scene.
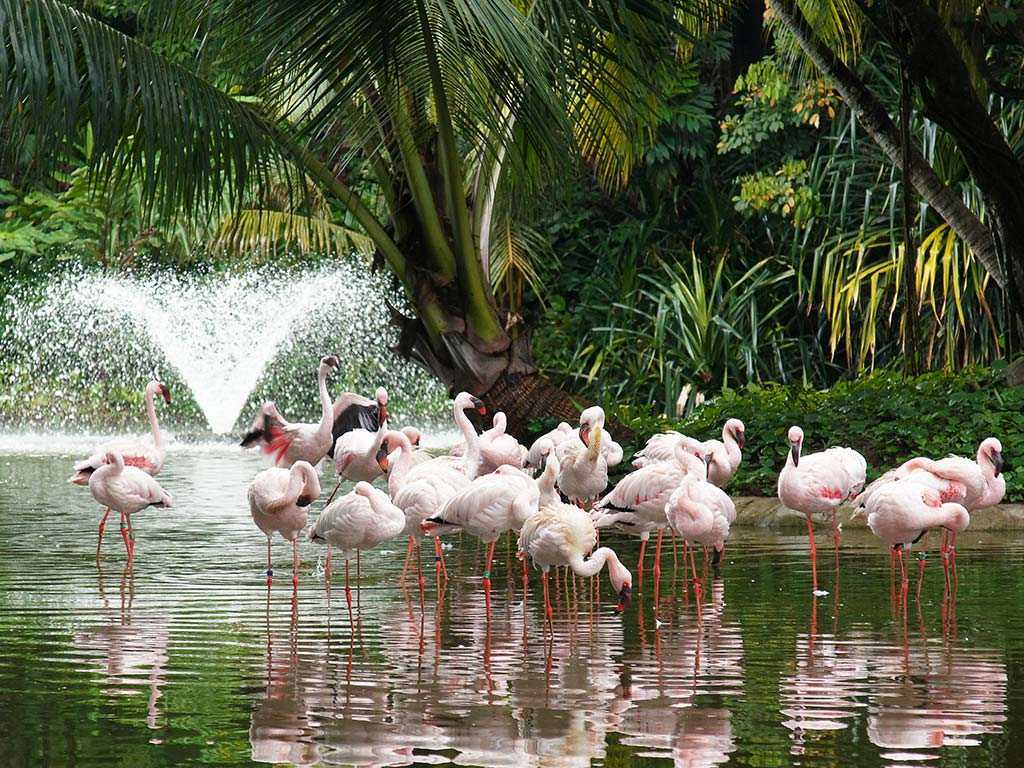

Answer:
[1,0,1022,446]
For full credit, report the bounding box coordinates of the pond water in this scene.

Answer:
[1,441,1021,767]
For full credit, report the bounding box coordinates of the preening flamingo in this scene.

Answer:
[309,482,405,623]
[329,386,389,457]
[556,421,609,505]
[518,501,633,625]
[247,460,321,587]
[526,422,574,469]
[240,356,340,467]
[593,442,706,589]
[777,426,866,593]
[570,406,623,467]
[88,451,173,564]
[633,419,745,488]
[863,480,970,592]
[70,379,171,560]
[665,463,735,605]
[451,411,527,473]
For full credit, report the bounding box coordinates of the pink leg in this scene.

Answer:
[636,537,648,592]
[266,537,273,587]
[126,515,136,563]
[292,539,300,589]
[653,530,664,616]
[400,536,415,584]
[806,516,818,592]
[96,507,111,563]
[689,544,703,621]
[483,540,496,609]
[344,559,354,627]
[542,570,553,629]
[325,548,333,584]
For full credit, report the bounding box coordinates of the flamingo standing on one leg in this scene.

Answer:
[240,356,340,467]
[309,482,405,626]
[592,442,706,590]
[863,480,970,601]
[248,461,321,588]
[518,500,632,631]
[70,380,172,560]
[88,451,173,565]
[777,426,866,593]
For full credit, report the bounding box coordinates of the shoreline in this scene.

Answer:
[732,497,1024,530]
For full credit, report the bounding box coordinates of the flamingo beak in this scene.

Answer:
[379,403,389,425]
[471,397,486,416]
[790,442,800,467]
[324,355,340,368]
[296,495,312,508]
[615,585,632,613]
[736,431,745,450]
[159,383,172,404]
[579,426,591,447]
[993,450,1004,477]
[376,443,390,473]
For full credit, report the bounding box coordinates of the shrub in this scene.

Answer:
[609,365,1023,500]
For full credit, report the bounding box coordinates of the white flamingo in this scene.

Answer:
[777,425,866,593]
[332,421,390,483]
[863,479,970,592]
[975,437,1006,509]
[309,481,405,623]
[556,420,609,505]
[526,422,575,469]
[247,460,321,588]
[451,411,528,473]
[572,406,623,467]
[240,355,340,467]
[70,379,172,560]
[593,442,706,589]
[665,464,735,607]
[633,419,745,488]
[88,451,173,564]
[518,501,633,625]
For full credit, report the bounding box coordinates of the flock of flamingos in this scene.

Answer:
[67,355,1006,624]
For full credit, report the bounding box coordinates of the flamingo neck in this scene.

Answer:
[145,388,162,450]
[570,546,618,580]
[366,491,406,536]
[723,426,741,467]
[537,457,559,506]
[316,366,332,437]
[386,432,415,495]
[365,421,388,460]
[454,405,481,479]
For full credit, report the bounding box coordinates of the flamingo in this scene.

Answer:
[309,482,405,623]
[88,451,173,564]
[247,460,321,588]
[240,355,340,467]
[863,480,970,595]
[633,419,745,488]
[665,460,736,606]
[592,442,706,589]
[975,437,1006,509]
[777,426,866,593]
[328,386,390,457]
[70,379,172,560]
[556,420,609,506]
[526,422,575,469]
[452,411,528,473]
[518,500,633,625]
[571,406,623,467]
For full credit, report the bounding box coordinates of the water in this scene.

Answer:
[1,444,1022,767]
[0,263,447,433]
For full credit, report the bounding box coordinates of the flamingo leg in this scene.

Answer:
[291,539,300,589]
[916,556,926,602]
[689,542,703,621]
[400,536,415,585]
[324,478,343,507]
[266,537,274,587]
[483,540,496,610]
[897,547,908,605]
[415,539,426,604]
[344,558,354,628]
[433,536,448,587]
[950,531,959,594]
[652,530,664,617]
[125,514,136,563]
[325,548,332,585]
[672,531,679,582]
[805,515,818,592]
[636,536,648,592]
[96,507,111,563]
[541,569,553,629]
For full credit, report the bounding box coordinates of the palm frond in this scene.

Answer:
[215,209,375,260]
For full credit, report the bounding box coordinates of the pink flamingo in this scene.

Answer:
[864,479,970,597]
[592,443,706,591]
[777,426,866,593]
[247,461,321,588]
[518,500,633,628]
[70,380,171,560]
[309,482,405,625]
[88,451,173,564]
[975,438,1006,509]
[240,356,340,467]
[328,386,390,453]
[631,418,744,487]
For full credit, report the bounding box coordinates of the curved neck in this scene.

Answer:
[366,491,406,535]
[569,546,617,579]
[316,367,332,433]
[722,425,741,464]
[537,456,559,505]
[145,388,162,449]
[454,405,481,479]
[364,420,388,460]
[287,464,310,504]
[384,431,415,495]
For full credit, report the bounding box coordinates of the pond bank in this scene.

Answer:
[733,497,1024,530]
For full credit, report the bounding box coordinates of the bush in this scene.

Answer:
[609,365,1023,501]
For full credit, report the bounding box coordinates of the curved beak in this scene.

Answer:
[790,442,800,467]
[378,403,389,425]
[579,426,591,447]
[375,442,390,473]
[324,355,340,368]
[471,396,486,416]
[296,495,312,508]
[702,453,712,470]
[736,431,745,450]
[993,450,1004,477]
[615,585,632,613]
[159,383,172,404]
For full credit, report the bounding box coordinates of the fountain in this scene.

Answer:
[0,260,447,435]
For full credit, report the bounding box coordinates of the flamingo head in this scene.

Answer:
[401,426,421,447]
[726,418,745,449]
[335,451,355,476]
[455,392,487,416]
[787,426,804,467]
[979,437,1003,477]
[320,355,340,373]
[943,503,971,533]
[146,380,172,404]
[531,437,554,470]
[578,406,605,446]
[609,558,633,613]
[354,481,374,498]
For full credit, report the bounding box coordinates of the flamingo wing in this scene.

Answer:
[329,393,379,456]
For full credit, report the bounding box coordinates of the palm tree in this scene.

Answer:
[1,0,703,432]
[765,0,1024,347]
